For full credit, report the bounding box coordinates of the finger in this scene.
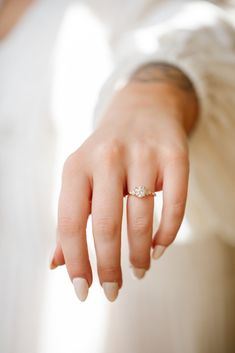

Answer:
[127,160,157,279]
[49,242,65,270]
[58,157,92,302]
[92,162,124,302]
[152,157,189,260]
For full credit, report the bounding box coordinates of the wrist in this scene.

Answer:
[103,80,198,136]
[127,62,199,135]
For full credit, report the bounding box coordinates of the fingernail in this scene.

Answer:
[49,249,57,270]
[130,266,146,279]
[102,282,119,302]
[73,278,89,302]
[152,245,166,260]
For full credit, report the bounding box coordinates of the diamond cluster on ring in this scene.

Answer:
[133,186,148,198]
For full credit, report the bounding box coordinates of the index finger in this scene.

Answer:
[57,156,93,301]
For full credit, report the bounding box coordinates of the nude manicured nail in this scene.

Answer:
[73,278,89,302]
[102,282,119,302]
[131,267,146,279]
[152,245,166,260]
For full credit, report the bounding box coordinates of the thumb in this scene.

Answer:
[49,242,65,270]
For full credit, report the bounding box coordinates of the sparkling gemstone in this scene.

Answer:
[134,186,147,198]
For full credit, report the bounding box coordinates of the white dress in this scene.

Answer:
[0,1,69,352]
[91,2,235,353]
[0,1,234,352]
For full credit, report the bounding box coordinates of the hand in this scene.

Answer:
[50,63,199,302]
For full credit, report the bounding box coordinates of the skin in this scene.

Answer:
[0,0,33,40]
[51,63,199,292]
[0,0,198,294]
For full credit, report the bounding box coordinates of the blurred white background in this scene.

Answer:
[1,1,234,353]
[38,3,114,353]
[0,1,114,352]
[41,3,114,353]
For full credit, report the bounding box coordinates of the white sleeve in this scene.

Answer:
[93,1,235,245]
[93,1,235,129]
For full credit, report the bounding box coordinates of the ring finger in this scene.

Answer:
[127,162,157,279]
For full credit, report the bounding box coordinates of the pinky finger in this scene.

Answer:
[152,157,189,260]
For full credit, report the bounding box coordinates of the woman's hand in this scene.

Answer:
[50,63,199,302]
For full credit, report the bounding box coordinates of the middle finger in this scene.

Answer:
[92,163,124,301]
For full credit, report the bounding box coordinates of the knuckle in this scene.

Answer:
[166,149,189,165]
[58,216,84,237]
[98,265,121,281]
[130,253,150,269]
[63,152,76,171]
[97,139,123,166]
[98,265,120,275]
[95,216,119,238]
[130,216,151,236]
[62,151,83,178]
[65,258,91,278]
[132,141,155,163]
